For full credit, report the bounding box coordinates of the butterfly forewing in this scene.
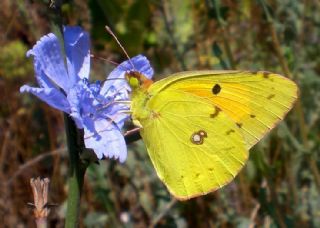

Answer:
[148,71,298,149]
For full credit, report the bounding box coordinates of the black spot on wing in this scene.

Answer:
[226,129,235,135]
[236,123,243,128]
[267,94,275,100]
[210,106,221,118]
[212,84,221,95]
[224,146,235,151]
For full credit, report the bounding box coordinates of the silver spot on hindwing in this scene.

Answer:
[190,130,208,145]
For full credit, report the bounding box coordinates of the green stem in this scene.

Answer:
[212,0,236,69]
[64,115,88,228]
[160,0,187,71]
[48,1,89,226]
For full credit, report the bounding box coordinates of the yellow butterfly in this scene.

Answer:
[126,70,298,200]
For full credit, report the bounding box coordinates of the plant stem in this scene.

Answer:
[64,115,88,228]
[48,1,89,227]
[212,0,236,69]
[159,0,187,71]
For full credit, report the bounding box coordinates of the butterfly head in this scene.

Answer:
[125,71,153,91]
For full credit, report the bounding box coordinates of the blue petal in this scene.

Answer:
[100,83,127,100]
[64,26,90,85]
[67,82,87,128]
[20,85,70,113]
[32,55,59,90]
[96,86,130,129]
[97,102,130,129]
[130,55,154,79]
[108,54,154,79]
[100,71,130,98]
[111,111,130,129]
[27,34,70,92]
[84,119,127,162]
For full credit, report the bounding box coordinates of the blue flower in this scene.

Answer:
[20,26,154,162]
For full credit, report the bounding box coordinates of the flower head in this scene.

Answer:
[20,26,153,162]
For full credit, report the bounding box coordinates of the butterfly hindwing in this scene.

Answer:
[139,90,248,199]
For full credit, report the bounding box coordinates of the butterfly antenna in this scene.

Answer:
[105,25,136,70]
[90,54,119,66]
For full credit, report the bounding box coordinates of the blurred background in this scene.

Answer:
[0,0,319,227]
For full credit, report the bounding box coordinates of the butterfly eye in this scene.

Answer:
[128,76,139,88]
